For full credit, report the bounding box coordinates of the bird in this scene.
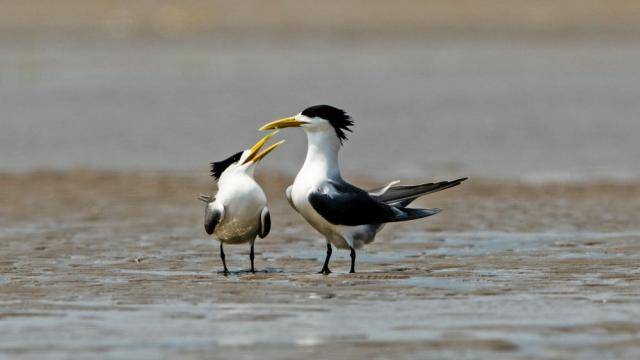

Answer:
[198,131,284,275]
[259,105,467,274]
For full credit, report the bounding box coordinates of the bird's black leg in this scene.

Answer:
[318,242,332,275]
[349,247,356,273]
[220,243,229,276]
[250,243,255,273]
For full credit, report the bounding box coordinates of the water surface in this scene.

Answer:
[2,37,639,181]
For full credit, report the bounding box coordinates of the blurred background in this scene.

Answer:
[2,0,639,181]
[3,4,640,358]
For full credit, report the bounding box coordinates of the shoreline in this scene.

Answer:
[2,168,639,232]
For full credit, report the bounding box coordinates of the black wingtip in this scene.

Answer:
[448,177,469,185]
[393,207,442,222]
[447,177,469,188]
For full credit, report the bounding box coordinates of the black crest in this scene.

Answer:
[301,105,354,143]
[210,151,243,180]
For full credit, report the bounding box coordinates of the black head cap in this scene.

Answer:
[210,151,243,181]
[301,105,354,144]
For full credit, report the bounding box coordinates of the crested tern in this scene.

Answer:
[260,105,467,274]
[198,132,284,275]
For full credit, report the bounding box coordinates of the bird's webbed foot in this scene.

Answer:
[218,269,230,276]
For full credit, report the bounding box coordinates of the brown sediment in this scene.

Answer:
[2,169,639,230]
[3,0,640,40]
[0,169,639,358]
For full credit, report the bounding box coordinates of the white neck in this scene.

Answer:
[300,129,342,180]
[218,166,255,188]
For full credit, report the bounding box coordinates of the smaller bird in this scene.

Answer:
[198,131,284,275]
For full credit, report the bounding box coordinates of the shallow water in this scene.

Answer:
[2,223,640,359]
[2,37,640,181]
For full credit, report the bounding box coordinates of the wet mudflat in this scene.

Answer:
[1,170,640,359]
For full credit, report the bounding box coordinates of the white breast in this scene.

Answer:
[288,125,376,249]
[290,166,354,248]
[214,175,266,243]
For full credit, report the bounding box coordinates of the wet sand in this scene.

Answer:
[1,170,639,359]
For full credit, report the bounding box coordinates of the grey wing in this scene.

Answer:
[307,181,399,226]
[259,207,271,238]
[369,177,468,206]
[309,180,442,226]
[204,203,223,235]
[285,185,295,209]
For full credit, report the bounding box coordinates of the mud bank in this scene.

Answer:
[1,170,639,359]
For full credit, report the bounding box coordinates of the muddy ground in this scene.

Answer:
[1,170,639,359]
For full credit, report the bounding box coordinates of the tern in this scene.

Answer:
[198,132,284,275]
[260,105,467,274]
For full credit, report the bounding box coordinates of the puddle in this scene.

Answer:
[118,269,208,277]
[394,231,640,257]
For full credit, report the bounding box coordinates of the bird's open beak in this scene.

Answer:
[243,131,285,164]
[250,139,285,163]
[259,116,307,131]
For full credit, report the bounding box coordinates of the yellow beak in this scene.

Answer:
[242,131,285,164]
[250,139,285,163]
[259,116,307,131]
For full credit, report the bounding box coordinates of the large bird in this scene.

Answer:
[260,105,466,274]
[199,132,284,275]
